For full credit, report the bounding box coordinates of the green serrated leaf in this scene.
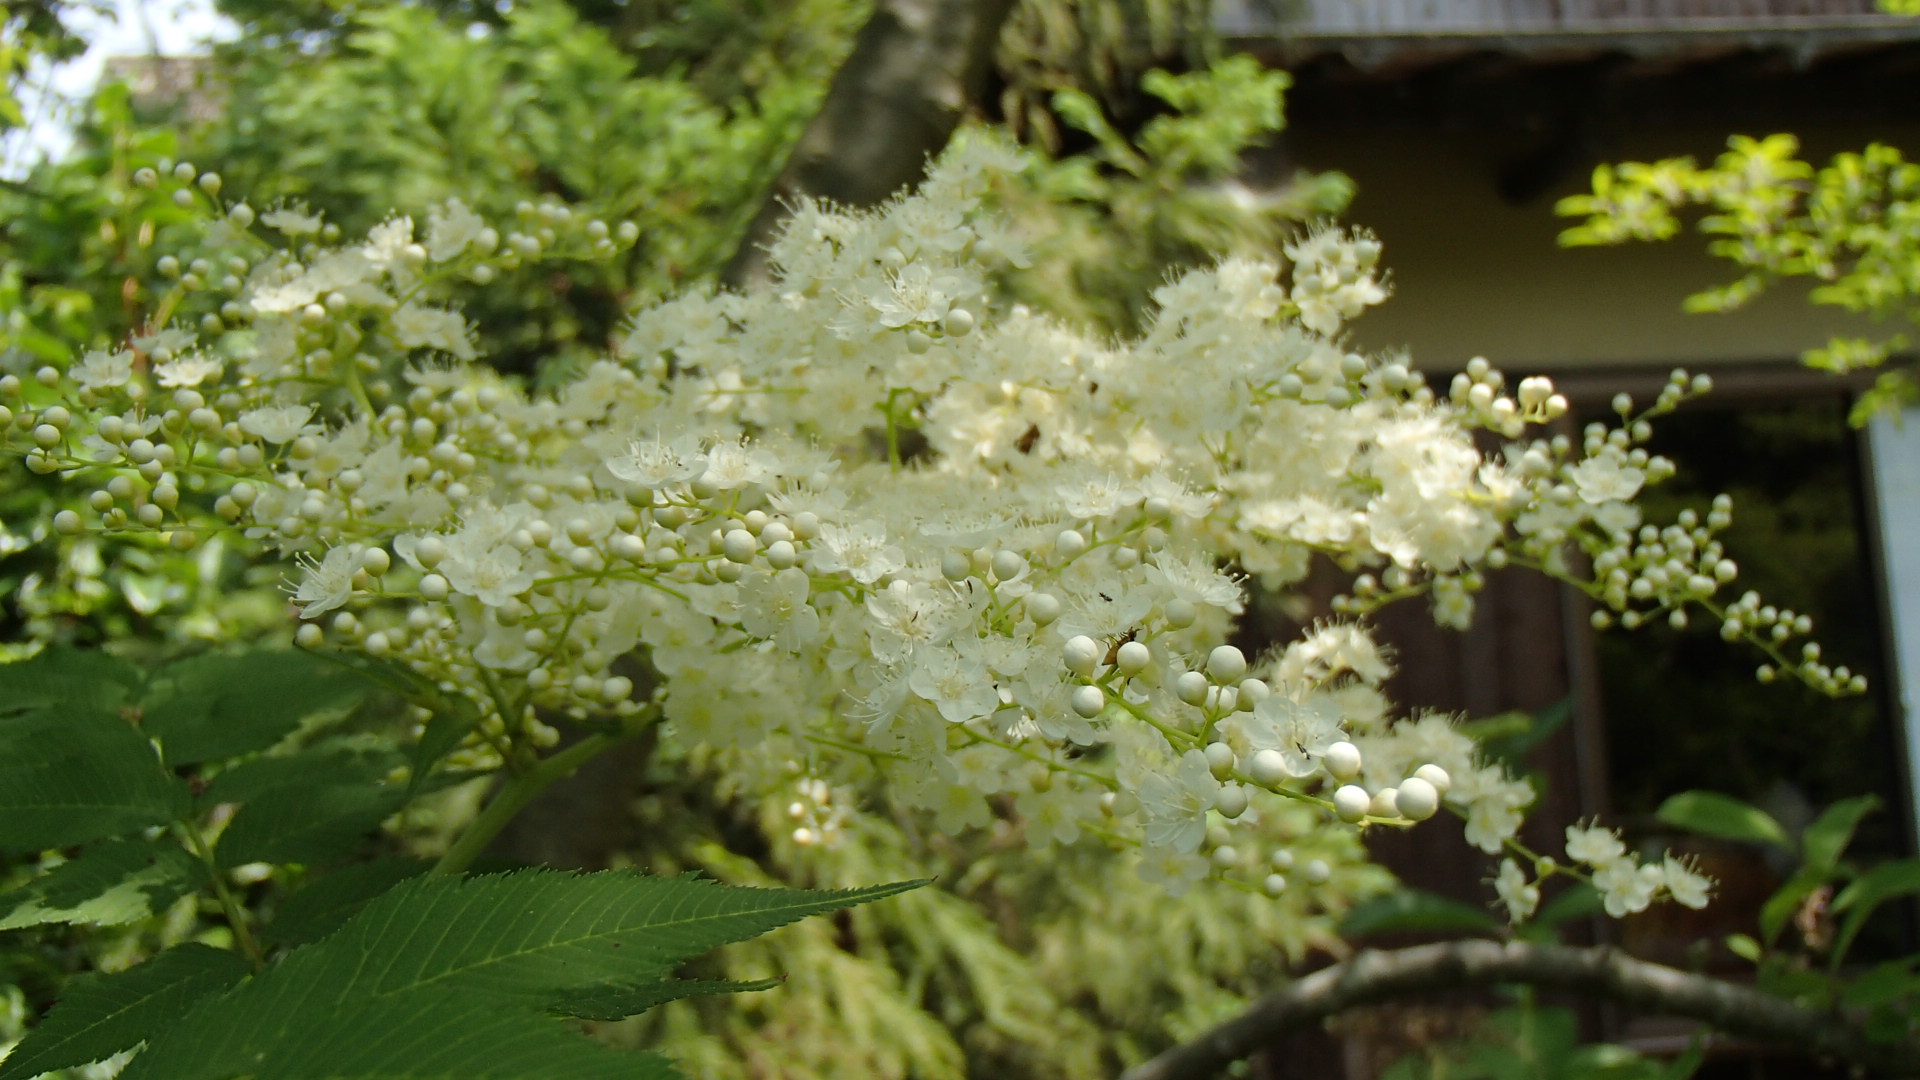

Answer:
[199,741,404,809]
[1655,791,1793,850]
[0,647,141,717]
[261,857,432,947]
[143,649,375,765]
[0,839,205,930]
[215,781,408,868]
[0,944,252,1080]
[1339,888,1500,939]
[1801,795,1880,874]
[124,871,923,1080]
[551,976,782,1021]
[0,708,189,853]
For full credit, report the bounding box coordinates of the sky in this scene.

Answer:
[3,0,238,177]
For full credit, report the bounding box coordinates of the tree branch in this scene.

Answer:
[721,0,1020,290]
[1119,939,1920,1080]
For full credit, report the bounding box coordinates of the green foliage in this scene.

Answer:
[989,54,1352,334]
[190,0,829,377]
[0,644,922,1078]
[1660,785,1920,1041]
[1558,134,1920,424]
[110,872,918,1080]
[1654,790,1793,851]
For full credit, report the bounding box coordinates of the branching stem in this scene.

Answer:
[431,729,637,876]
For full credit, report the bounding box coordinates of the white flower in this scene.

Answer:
[815,521,905,585]
[239,404,316,443]
[155,354,223,388]
[290,546,358,617]
[1660,854,1714,910]
[1493,859,1540,923]
[738,568,821,652]
[1565,453,1645,505]
[1595,859,1663,918]
[1138,748,1218,852]
[426,198,487,261]
[392,303,476,360]
[607,434,705,488]
[71,350,134,390]
[907,645,999,725]
[700,441,776,490]
[1565,823,1628,868]
[261,203,323,236]
[362,215,414,270]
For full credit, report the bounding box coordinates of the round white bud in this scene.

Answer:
[1026,592,1061,625]
[1333,784,1371,822]
[418,574,449,601]
[1207,645,1247,684]
[1247,748,1288,787]
[1323,740,1363,781]
[990,549,1025,581]
[1175,670,1211,706]
[294,623,324,648]
[414,536,447,568]
[1204,741,1236,779]
[722,528,758,563]
[1063,635,1102,677]
[1263,873,1289,897]
[1164,598,1198,628]
[1412,763,1452,797]
[1114,640,1151,675]
[1394,776,1440,821]
[1213,784,1248,818]
[941,550,972,582]
[1069,684,1106,719]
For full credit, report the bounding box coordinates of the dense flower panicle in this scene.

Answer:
[4,140,1847,904]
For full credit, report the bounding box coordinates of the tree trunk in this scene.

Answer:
[722,0,1021,290]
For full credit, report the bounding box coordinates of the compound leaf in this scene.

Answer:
[124,870,924,1079]
[0,839,205,930]
[0,708,188,853]
[215,781,408,868]
[143,649,376,765]
[0,944,251,1080]
[0,647,141,718]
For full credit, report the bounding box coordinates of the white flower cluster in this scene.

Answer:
[1494,824,1712,923]
[0,144,1838,901]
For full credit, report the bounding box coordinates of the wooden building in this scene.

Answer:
[1221,2,1920,1075]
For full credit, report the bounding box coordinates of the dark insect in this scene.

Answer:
[1014,424,1040,454]
[1103,627,1140,668]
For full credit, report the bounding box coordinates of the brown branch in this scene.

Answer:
[1119,940,1920,1080]
[720,0,1020,291]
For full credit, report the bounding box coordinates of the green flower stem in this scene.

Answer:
[431,729,636,876]
[175,820,265,970]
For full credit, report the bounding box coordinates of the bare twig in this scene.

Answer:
[1119,939,1920,1080]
